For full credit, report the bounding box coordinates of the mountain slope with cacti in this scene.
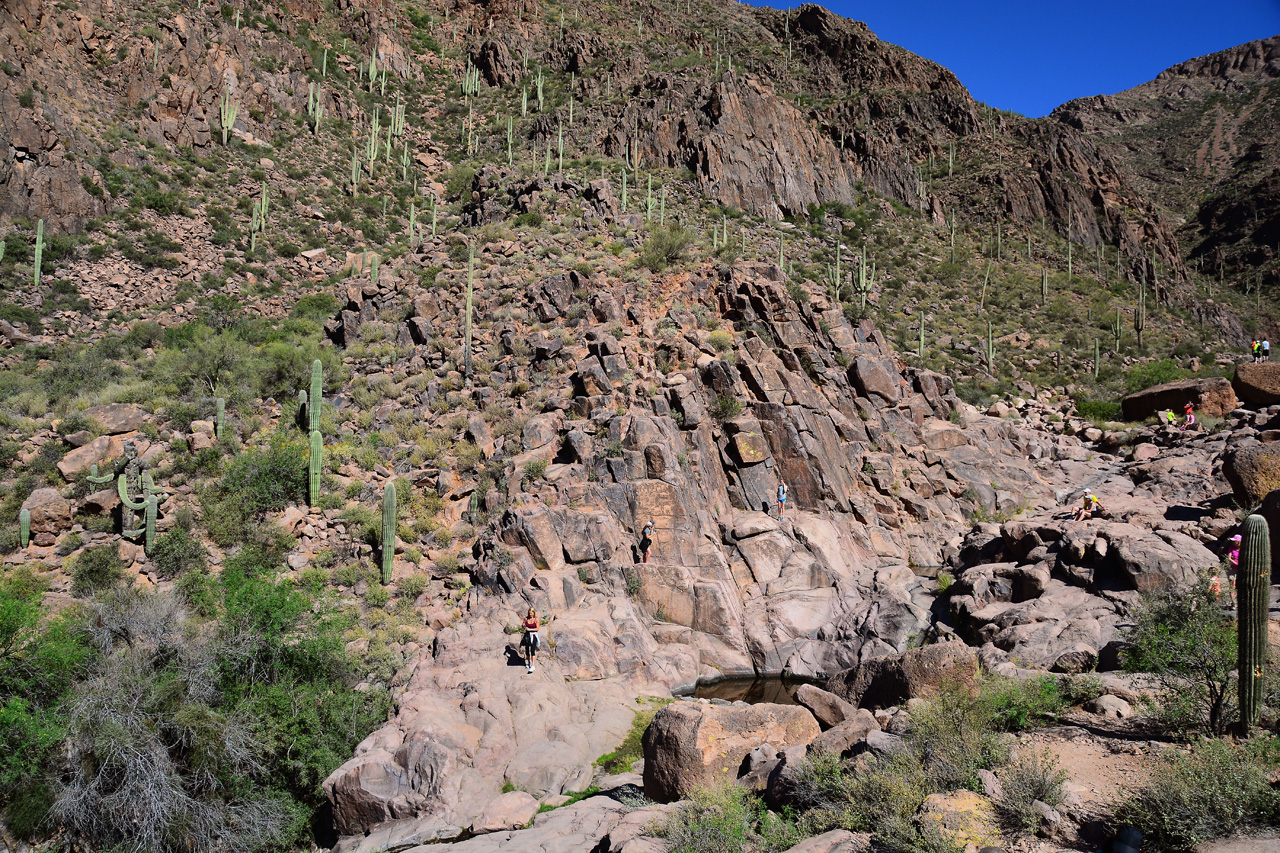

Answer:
[0,0,1278,851]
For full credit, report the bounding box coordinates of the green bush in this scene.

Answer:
[522,459,548,483]
[994,748,1068,835]
[1123,574,1237,736]
[711,395,743,422]
[70,544,126,596]
[1074,398,1122,422]
[218,435,308,516]
[909,678,1011,791]
[639,224,695,271]
[1113,738,1280,852]
[150,525,208,579]
[1124,359,1189,394]
[983,675,1068,731]
[658,783,801,853]
[396,573,428,601]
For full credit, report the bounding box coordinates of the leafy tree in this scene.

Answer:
[1123,574,1237,737]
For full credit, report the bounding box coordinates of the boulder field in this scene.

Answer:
[318,262,1280,851]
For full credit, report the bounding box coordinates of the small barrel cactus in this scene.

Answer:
[1238,514,1271,735]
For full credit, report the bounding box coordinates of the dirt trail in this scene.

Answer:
[1022,726,1153,808]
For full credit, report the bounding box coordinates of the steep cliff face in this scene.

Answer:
[1053,36,1280,292]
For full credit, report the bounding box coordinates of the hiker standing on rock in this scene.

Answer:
[640,519,655,564]
[777,481,788,518]
[1265,339,1272,361]
[521,607,540,673]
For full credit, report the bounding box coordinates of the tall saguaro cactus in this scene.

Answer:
[381,482,397,584]
[308,359,323,435]
[463,246,475,380]
[18,509,30,548]
[308,430,322,506]
[1238,514,1271,736]
[33,219,44,288]
[215,398,225,441]
[118,475,159,552]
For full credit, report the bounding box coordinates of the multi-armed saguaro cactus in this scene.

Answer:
[308,359,323,435]
[18,509,30,548]
[86,465,115,487]
[381,482,396,584]
[118,472,164,553]
[33,219,44,288]
[219,85,239,145]
[308,430,322,507]
[1238,514,1271,736]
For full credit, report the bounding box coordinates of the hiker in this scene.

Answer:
[640,519,655,564]
[1181,402,1195,431]
[1265,339,1272,361]
[1251,340,1261,363]
[521,607,540,673]
[777,481,788,518]
[1163,410,1178,427]
[1228,533,1241,588]
[1072,489,1102,521]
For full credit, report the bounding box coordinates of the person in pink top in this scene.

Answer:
[1180,402,1195,431]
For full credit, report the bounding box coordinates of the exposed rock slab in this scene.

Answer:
[1121,376,1237,421]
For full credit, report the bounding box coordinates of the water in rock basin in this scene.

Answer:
[688,676,813,705]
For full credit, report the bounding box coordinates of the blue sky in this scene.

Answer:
[744,0,1280,117]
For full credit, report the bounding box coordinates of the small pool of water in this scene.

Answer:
[689,676,813,706]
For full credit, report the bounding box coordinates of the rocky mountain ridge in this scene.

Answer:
[1,0,1279,851]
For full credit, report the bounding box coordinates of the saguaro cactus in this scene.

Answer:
[118,475,159,552]
[308,430,322,506]
[308,359,323,435]
[18,509,30,548]
[33,219,43,288]
[464,246,474,380]
[215,397,225,441]
[1238,514,1271,736]
[381,482,397,584]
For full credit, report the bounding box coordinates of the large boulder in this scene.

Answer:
[56,434,124,479]
[794,684,859,729]
[1099,525,1218,590]
[82,403,147,434]
[470,791,539,834]
[20,488,71,546]
[1224,445,1280,506]
[825,641,978,710]
[641,700,820,803]
[1120,376,1237,421]
[1232,362,1280,406]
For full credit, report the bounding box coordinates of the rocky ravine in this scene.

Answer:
[315,245,1276,849]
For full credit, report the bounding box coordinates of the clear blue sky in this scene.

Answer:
[744,0,1280,117]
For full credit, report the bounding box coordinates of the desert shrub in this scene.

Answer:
[522,459,547,483]
[639,224,695,270]
[1124,359,1188,394]
[218,434,308,516]
[994,748,1068,835]
[983,675,1069,731]
[908,677,1011,791]
[711,394,743,422]
[1112,738,1280,852]
[1123,573,1237,737]
[150,525,208,579]
[340,505,380,547]
[396,574,427,601]
[70,544,126,596]
[0,569,92,827]
[1074,398,1122,422]
[708,330,733,352]
[658,783,801,853]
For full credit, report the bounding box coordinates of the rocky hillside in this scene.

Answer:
[1054,36,1280,312]
[0,0,1279,851]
